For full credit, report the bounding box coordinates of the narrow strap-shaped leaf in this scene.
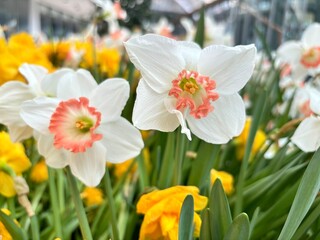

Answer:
[223,213,250,240]
[0,210,27,240]
[210,179,232,240]
[179,195,194,240]
[278,148,320,240]
[200,208,211,240]
[194,7,205,48]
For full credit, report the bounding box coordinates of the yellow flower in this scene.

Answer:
[81,187,104,207]
[234,117,267,160]
[0,208,19,240]
[210,169,234,195]
[30,160,48,183]
[0,132,31,197]
[98,48,120,77]
[137,186,208,240]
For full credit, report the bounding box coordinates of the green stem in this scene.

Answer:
[66,167,93,240]
[48,169,63,238]
[174,130,186,185]
[137,153,149,190]
[103,167,120,240]
[7,197,15,219]
[30,215,40,240]
[234,90,267,216]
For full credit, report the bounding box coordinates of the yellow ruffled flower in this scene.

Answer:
[30,160,48,183]
[137,186,208,240]
[234,117,267,160]
[0,209,16,240]
[210,169,234,195]
[81,187,104,207]
[0,132,31,197]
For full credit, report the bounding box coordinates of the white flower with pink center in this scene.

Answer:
[291,87,320,152]
[20,69,144,186]
[277,23,320,82]
[124,34,256,144]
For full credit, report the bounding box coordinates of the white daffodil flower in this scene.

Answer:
[291,87,320,152]
[0,64,70,141]
[124,34,256,144]
[20,69,144,186]
[277,23,320,82]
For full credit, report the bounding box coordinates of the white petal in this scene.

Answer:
[186,93,246,144]
[177,41,201,70]
[301,23,320,48]
[277,41,303,66]
[164,97,191,140]
[198,44,256,95]
[41,68,73,97]
[0,81,35,126]
[7,125,33,142]
[19,63,48,95]
[124,34,191,93]
[57,69,97,99]
[99,117,144,163]
[291,116,320,152]
[68,142,107,186]
[37,133,68,168]
[20,97,59,135]
[132,79,179,132]
[89,78,129,123]
[308,88,320,115]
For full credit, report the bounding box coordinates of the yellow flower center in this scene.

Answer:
[75,117,93,132]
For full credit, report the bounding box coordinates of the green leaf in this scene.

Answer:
[200,209,211,240]
[210,179,232,240]
[223,213,250,240]
[179,195,194,240]
[188,142,220,187]
[0,210,27,240]
[158,132,175,189]
[194,7,205,48]
[278,148,320,240]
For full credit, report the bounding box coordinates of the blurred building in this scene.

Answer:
[0,0,95,38]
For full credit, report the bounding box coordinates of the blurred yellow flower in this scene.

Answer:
[98,48,120,77]
[0,32,53,85]
[210,169,234,195]
[81,187,104,207]
[0,132,31,197]
[112,148,151,179]
[137,186,208,240]
[30,160,48,183]
[235,117,267,160]
[0,209,16,240]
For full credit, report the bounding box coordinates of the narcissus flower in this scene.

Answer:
[137,186,208,240]
[291,87,320,152]
[0,132,31,197]
[210,169,234,195]
[81,187,104,206]
[0,63,70,142]
[20,69,144,186]
[277,23,320,81]
[125,34,256,144]
[30,160,48,183]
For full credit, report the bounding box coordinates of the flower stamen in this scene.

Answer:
[169,70,219,119]
[49,97,102,153]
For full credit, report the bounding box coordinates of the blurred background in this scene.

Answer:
[0,0,319,50]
